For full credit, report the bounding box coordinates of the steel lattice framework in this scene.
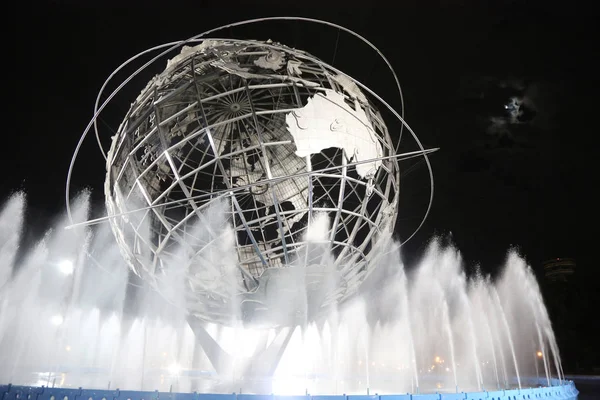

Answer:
[105,40,400,297]
[66,18,438,326]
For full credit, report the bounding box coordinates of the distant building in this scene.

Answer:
[542,258,576,282]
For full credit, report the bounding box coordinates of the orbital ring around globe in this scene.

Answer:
[66,17,433,249]
[66,18,437,325]
[89,17,407,161]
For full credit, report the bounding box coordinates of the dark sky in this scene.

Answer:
[6,0,594,277]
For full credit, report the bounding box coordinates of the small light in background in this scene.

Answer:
[537,351,543,358]
[50,315,64,326]
[58,260,74,275]
[65,345,71,352]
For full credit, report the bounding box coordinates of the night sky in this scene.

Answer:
[6,0,595,348]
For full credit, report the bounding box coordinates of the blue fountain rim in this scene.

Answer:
[0,380,578,400]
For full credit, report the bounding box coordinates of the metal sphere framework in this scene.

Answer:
[105,40,400,302]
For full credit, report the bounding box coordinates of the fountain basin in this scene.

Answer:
[0,380,578,400]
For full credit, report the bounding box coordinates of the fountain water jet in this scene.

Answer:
[492,288,522,389]
[0,193,568,395]
[442,298,459,391]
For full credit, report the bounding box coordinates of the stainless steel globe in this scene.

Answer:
[104,39,400,324]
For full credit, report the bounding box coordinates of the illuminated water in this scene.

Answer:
[0,192,563,394]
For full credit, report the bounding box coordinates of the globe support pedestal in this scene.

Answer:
[187,317,295,389]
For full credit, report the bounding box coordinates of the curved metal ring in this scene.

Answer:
[68,17,432,247]
[91,17,405,160]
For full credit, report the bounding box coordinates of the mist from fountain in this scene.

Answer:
[0,192,563,395]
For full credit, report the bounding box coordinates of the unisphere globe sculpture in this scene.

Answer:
[105,39,400,325]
